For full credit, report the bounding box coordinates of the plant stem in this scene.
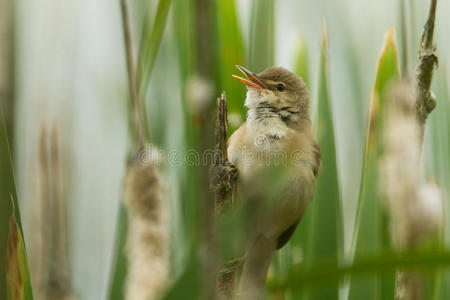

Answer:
[120,0,145,148]
[213,91,239,296]
[415,0,438,143]
[399,0,410,76]
[214,92,229,215]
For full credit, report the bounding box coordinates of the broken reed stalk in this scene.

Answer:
[212,92,240,297]
[214,91,230,215]
[415,0,438,144]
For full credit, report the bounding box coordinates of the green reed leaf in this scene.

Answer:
[0,111,33,300]
[216,0,246,128]
[249,0,274,72]
[301,22,343,300]
[107,204,128,300]
[348,28,400,300]
[137,0,172,96]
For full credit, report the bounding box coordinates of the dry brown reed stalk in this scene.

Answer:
[123,146,169,300]
[415,0,438,144]
[212,92,237,216]
[211,92,240,297]
[381,81,442,300]
[32,126,77,300]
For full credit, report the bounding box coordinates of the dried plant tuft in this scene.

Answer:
[381,80,443,300]
[381,81,442,249]
[124,145,169,300]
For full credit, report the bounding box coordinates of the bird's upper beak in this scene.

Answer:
[232,65,268,89]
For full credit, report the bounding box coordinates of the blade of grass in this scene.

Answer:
[0,111,32,299]
[301,22,343,300]
[294,35,310,86]
[6,201,33,300]
[348,28,400,300]
[137,0,172,97]
[268,249,450,292]
[216,0,246,127]
[0,0,14,147]
[107,204,128,300]
[249,0,274,72]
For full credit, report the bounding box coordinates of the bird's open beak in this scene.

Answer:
[232,65,268,89]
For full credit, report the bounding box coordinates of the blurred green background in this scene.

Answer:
[1,0,449,299]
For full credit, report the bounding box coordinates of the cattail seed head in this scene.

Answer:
[123,145,169,300]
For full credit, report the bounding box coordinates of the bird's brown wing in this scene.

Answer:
[312,142,322,178]
[276,142,322,250]
[276,219,300,249]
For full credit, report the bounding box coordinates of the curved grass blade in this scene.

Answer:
[107,204,128,300]
[6,206,33,300]
[300,22,343,300]
[216,0,246,128]
[294,35,310,86]
[348,28,400,300]
[0,111,32,299]
[137,0,172,96]
[248,0,274,72]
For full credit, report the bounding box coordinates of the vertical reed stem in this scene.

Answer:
[120,0,146,148]
[415,0,438,143]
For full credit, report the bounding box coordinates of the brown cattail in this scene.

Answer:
[381,80,442,249]
[380,80,442,300]
[123,145,169,300]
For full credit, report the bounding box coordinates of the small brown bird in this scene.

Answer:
[228,65,321,299]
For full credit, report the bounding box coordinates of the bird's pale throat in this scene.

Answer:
[248,101,300,124]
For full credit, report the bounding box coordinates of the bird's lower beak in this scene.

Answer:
[232,65,268,89]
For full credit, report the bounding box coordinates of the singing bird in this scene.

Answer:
[228,65,321,299]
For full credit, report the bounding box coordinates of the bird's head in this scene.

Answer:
[232,65,309,117]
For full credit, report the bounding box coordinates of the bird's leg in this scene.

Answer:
[236,235,276,300]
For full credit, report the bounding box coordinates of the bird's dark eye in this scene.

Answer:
[276,83,286,91]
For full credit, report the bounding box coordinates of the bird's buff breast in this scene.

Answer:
[228,124,316,238]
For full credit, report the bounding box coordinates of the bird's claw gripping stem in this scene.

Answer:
[210,160,238,193]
